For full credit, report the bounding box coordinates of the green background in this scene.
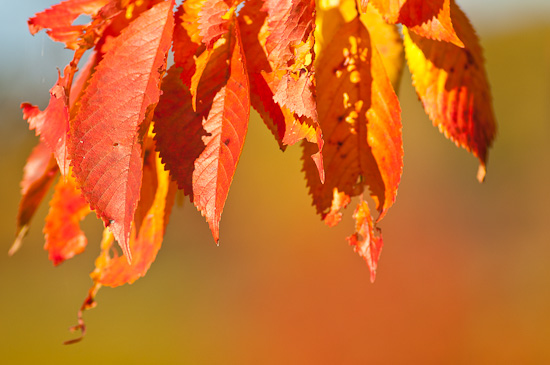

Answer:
[1,1,549,363]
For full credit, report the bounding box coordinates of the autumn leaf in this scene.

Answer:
[10,142,58,256]
[238,0,287,149]
[304,15,402,224]
[369,0,463,47]
[403,1,496,181]
[172,2,202,86]
[93,151,176,287]
[262,0,325,181]
[191,18,250,242]
[68,0,174,261]
[28,0,111,49]
[347,197,383,282]
[21,66,70,176]
[154,66,207,196]
[14,0,499,340]
[44,172,91,266]
[359,4,404,92]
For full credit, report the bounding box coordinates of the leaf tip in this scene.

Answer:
[477,163,487,183]
[9,226,29,256]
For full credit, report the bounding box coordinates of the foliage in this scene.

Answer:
[11,0,496,342]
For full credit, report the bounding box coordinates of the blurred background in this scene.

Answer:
[1,1,549,363]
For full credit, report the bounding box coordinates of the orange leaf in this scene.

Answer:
[347,197,383,282]
[173,3,202,87]
[68,0,174,262]
[369,0,464,47]
[403,2,496,181]
[192,20,250,242]
[262,0,324,181]
[22,66,70,176]
[304,16,402,223]
[359,4,404,92]
[198,0,233,49]
[10,142,58,256]
[28,0,111,49]
[95,152,176,287]
[44,172,91,266]
[238,0,286,149]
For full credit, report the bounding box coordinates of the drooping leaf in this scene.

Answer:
[198,0,233,49]
[360,4,404,92]
[238,0,286,149]
[28,0,111,49]
[21,66,70,176]
[68,0,174,261]
[317,0,405,92]
[154,66,207,195]
[95,152,176,287]
[304,16,402,224]
[44,171,91,266]
[347,197,383,282]
[10,142,58,255]
[369,0,464,47]
[69,52,98,109]
[403,1,496,181]
[191,19,251,242]
[262,0,324,181]
[172,2,201,87]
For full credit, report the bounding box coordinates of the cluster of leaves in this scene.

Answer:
[12,0,495,342]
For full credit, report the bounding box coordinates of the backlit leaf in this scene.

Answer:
[238,0,286,149]
[10,142,58,256]
[369,0,464,47]
[262,0,324,181]
[68,0,174,261]
[360,4,404,92]
[28,0,111,49]
[172,3,202,86]
[192,20,250,242]
[44,171,91,266]
[403,2,496,181]
[347,197,383,282]
[95,151,176,287]
[304,16,402,224]
[21,66,70,176]
[198,0,233,49]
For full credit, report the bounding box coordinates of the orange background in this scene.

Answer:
[1,2,549,363]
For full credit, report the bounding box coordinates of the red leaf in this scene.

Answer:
[370,0,464,47]
[10,142,59,256]
[403,2,496,181]
[261,0,324,182]
[95,152,176,287]
[22,66,70,176]
[347,198,383,282]
[44,172,91,266]
[198,0,232,49]
[154,66,207,195]
[192,21,250,242]
[68,0,174,261]
[28,0,111,48]
[172,3,201,87]
[238,0,286,149]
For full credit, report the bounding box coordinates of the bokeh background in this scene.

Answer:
[1,1,549,363]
